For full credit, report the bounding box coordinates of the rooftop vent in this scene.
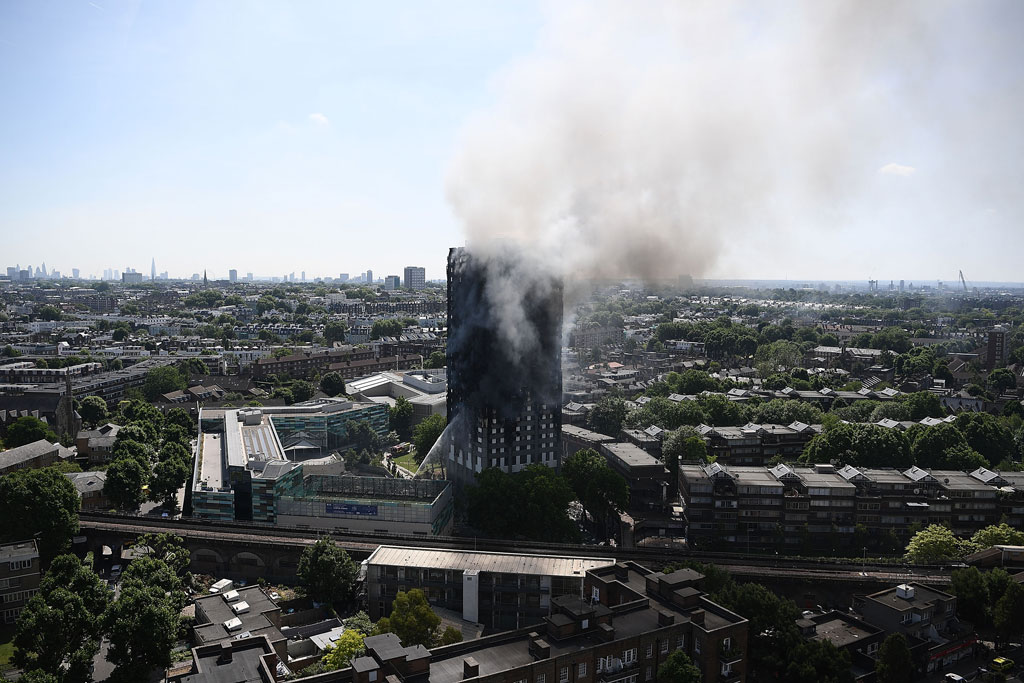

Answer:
[896,584,915,600]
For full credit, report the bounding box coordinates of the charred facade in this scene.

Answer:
[446,247,563,485]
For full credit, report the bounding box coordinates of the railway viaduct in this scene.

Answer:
[79,514,952,608]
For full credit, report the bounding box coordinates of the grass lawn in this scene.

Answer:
[393,450,443,476]
[0,624,16,671]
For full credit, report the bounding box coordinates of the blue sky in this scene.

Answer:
[1,1,1022,283]
[0,1,543,280]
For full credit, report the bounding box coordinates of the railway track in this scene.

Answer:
[79,511,955,579]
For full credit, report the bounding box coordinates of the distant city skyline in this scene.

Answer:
[2,2,1022,281]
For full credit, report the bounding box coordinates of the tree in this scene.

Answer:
[158,440,190,465]
[989,367,1017,394]
[142,365,186,401]
[374,589,440,648]
[875,633,914,683]
[297,538,358,605]
[438,626,463,645]
[412,414,447,462]
[956,412,1016,466]
[111,438,153,470]
[563,449,629,536]
[370,318,405,339]
[133,533,191,578]
[292,380,316,403]
[656,651,702,683]
[14,554,109,682]
[78,395,109,426]
[343,610,374,633]
[587,396,628,436]
[389,396,415,439]
[37,304,62,321]
[324,320,348,345]
[424,350,446,369]
[3,415,58,448]
[905,524,964,563]
[320,628,366,670]
[0,467,79,560]
[104,557,184,681]
[755,340,803,377]
[994,581,1024,643]
[783,640,854,683]
[802,423,912,469]
[320,371,346,397]
[150,456,189,507]
[161,423,191,448]
[465,465,579,542]
[104,457,150,510]
[972,523,1024,549]
[950,566,989,625]
[164,407,195,432]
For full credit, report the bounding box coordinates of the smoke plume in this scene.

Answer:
[447,0,1024,282]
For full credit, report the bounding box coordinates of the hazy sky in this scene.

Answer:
[1,1,1022,283]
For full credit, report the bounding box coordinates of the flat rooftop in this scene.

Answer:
[199,433,226,490]
[0,539,38,562]
[193,586,283,646]
[366,546,614,578]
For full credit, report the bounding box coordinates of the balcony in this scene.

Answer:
[719,648,743,665]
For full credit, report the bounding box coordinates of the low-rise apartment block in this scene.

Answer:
[1,539,41,624]
[679,462,1002,551]
[310,560,749,683]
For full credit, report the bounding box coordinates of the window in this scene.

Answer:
[537,675,546,683]
[866,643,878,655]
[723,637,731,651]
[646,644,653,658]
[578,663,586,678]
[645,666,653,681]
[694,639,702,654]
[676,636,684,650]
[560,667,569,683]
[369,673,377,683]
[8,560,31,571]
[592,586,600,602]
[623,648,637,665]
[660,639,669,654]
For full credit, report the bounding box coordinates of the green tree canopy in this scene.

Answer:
[142,365,186,401]
[104,456,150,510]
[423,350,446,369]
[656,650,702,683]
[320,371,346,397]
[802,423,912,469]
[324,320,348,345]
[972,523,1024,549]
[905,524,965,563]
[373,589,440,648]
[103,557,185,681]
[389,396,415,440]
[14,554,110,681]
[320,628,366,670]
[3,416,58,447]
[875,633,914,683]
[78,395,109,426]
[994,580,1024,643]
[587,396,628,436]
[465,465,579,543]
[0,467,80,560]
[150,456,189,507]
[562,449,629,536]
[297,538,359,605]
[412,414,447,462]
[292,380,316,403]
[950,566,989,626]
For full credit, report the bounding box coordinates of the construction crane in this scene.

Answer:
[959,270,968,292]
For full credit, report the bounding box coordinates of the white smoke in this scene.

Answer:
[447,0,1024,282]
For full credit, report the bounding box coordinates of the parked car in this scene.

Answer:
[991,657,1014,674]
